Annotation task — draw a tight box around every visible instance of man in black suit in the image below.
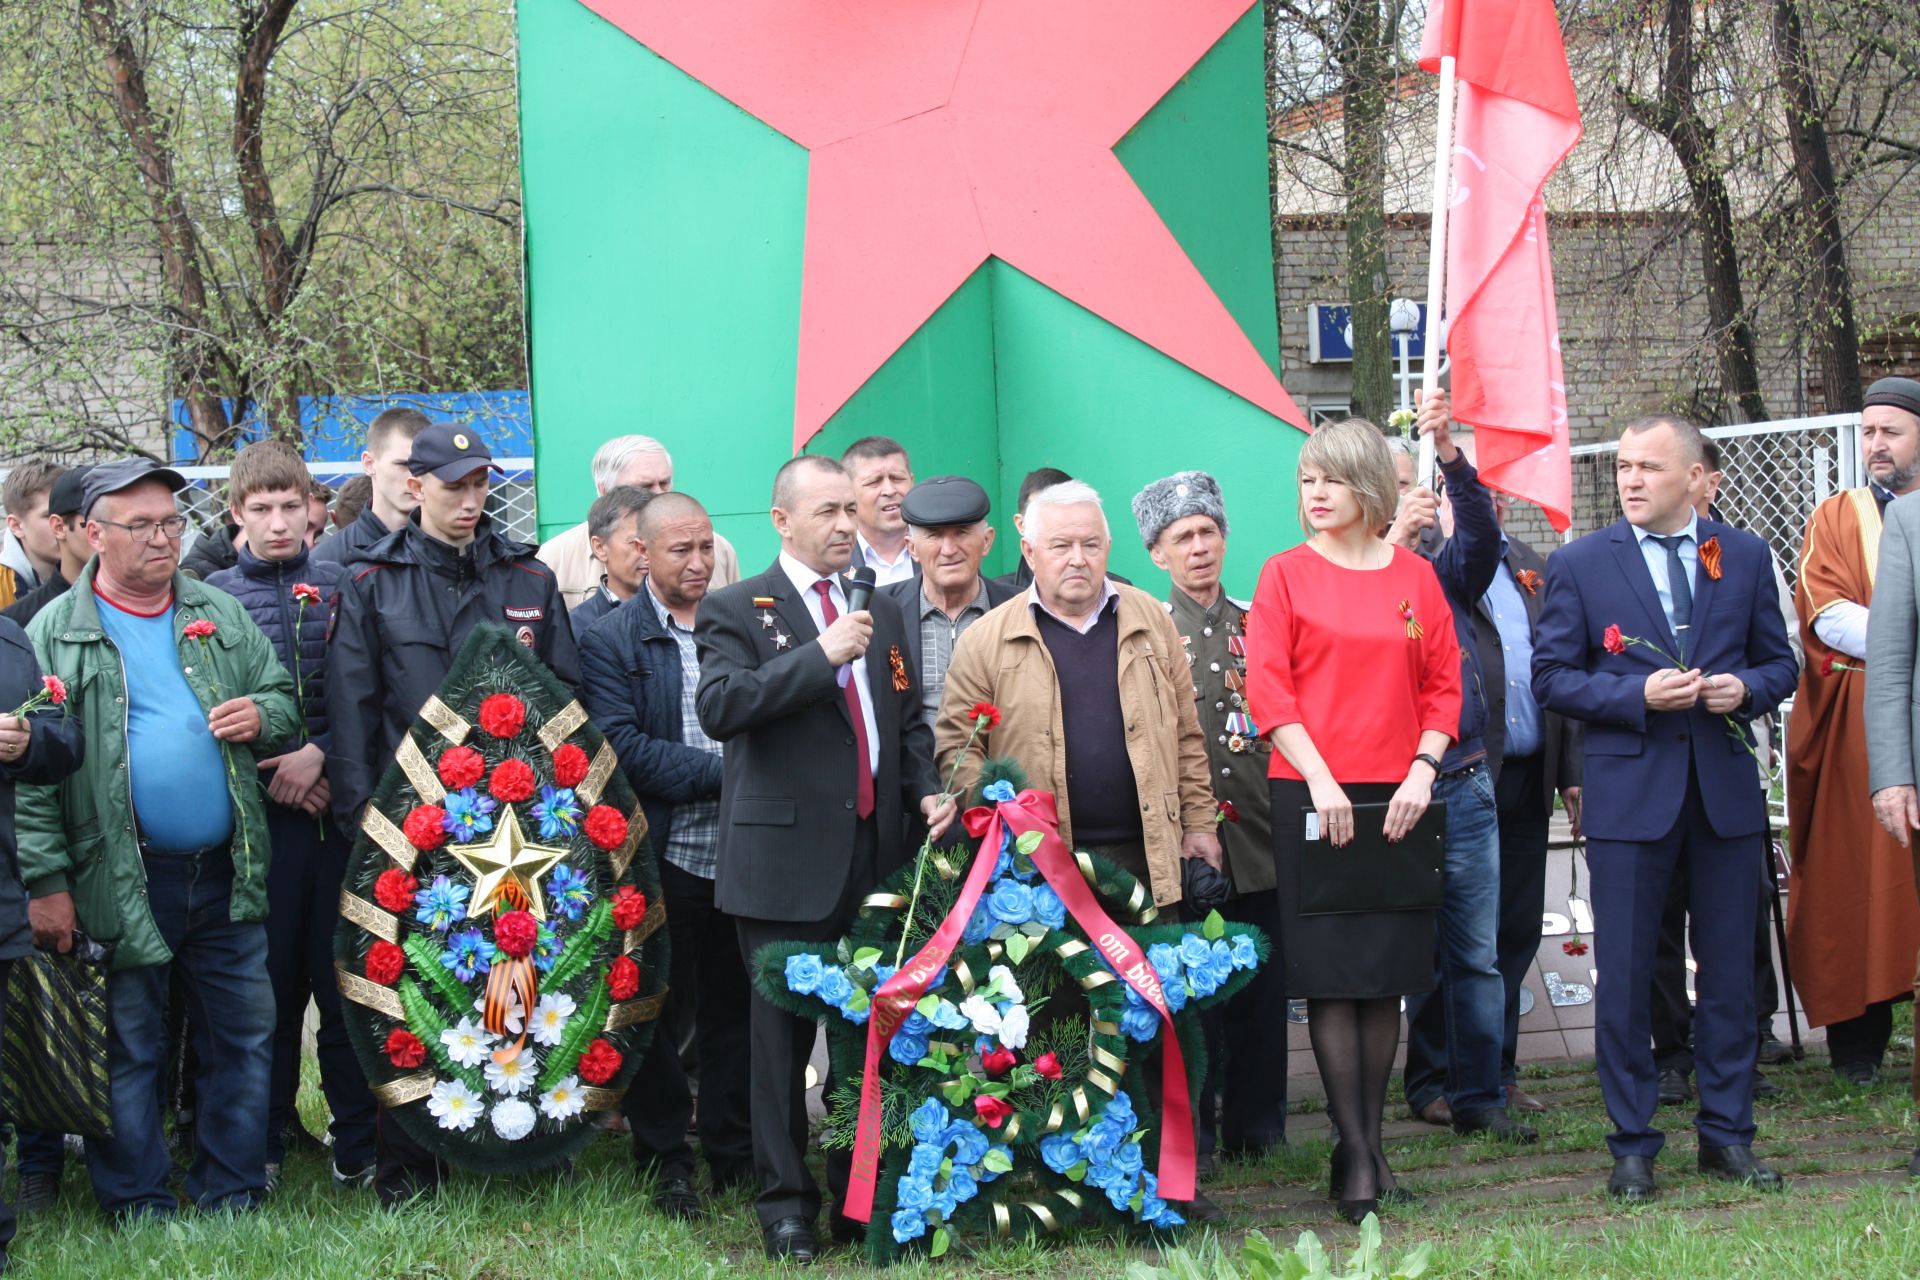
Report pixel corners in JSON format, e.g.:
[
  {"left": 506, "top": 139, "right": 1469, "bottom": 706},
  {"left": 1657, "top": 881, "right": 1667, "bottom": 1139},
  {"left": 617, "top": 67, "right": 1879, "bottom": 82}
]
[{"left": 695, "top": 454, "right": 954, "bottom": 1263}]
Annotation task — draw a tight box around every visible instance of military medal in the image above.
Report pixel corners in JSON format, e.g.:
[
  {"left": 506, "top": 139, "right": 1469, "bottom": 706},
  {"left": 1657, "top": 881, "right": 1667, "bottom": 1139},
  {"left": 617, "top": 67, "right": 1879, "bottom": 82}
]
[
  {"left": 774, "top": 631, "right": 791, "bottom": 650},
  {"left": 1226, "top": 632, "right": 1246, "bottom": 659},
  {"left": 757, "top": 610, "right": 776, "bottom": 629}
]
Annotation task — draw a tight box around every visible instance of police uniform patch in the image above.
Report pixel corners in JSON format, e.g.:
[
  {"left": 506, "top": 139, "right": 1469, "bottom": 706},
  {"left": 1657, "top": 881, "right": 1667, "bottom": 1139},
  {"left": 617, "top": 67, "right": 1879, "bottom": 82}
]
[{"left": 504, "top": 605, "right": 545, "bottom": 622}]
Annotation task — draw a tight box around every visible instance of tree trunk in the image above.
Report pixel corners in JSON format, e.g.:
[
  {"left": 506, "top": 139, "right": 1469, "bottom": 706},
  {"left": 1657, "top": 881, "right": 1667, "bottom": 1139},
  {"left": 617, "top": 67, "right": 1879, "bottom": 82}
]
[
  {"left": 1340, "top": 0, "right": 1394, "bottom": 426},
  {"left": 1772, "top": 0, "right": 1862, "bottom": 412}
]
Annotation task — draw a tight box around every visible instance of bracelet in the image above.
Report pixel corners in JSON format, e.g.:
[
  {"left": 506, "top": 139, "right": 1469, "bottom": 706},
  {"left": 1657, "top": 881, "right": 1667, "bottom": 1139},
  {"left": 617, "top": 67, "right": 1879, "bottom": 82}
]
[{"left": 1412, "top": 752, "right": 1442, "bottom": 776}]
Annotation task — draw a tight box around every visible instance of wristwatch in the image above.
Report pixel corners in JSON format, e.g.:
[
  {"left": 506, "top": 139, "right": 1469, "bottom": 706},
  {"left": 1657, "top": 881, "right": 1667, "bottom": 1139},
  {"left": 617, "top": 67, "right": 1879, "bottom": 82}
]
[{"left": 1413, "top": 752, "right": 1443, "bottom": 776}]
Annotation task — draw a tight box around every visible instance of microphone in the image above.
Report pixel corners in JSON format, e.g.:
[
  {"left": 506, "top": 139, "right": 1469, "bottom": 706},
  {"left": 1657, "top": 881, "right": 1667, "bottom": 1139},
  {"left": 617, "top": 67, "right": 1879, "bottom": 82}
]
[{"left": 845, "top": 566, "right": 877, "bottom": 615}]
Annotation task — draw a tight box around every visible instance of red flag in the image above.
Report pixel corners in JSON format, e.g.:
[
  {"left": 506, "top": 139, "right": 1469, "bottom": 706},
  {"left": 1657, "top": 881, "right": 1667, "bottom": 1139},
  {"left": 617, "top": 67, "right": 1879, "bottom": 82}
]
[{"left": 1420, "top": 0, "right": 1582, "bottom": 530}]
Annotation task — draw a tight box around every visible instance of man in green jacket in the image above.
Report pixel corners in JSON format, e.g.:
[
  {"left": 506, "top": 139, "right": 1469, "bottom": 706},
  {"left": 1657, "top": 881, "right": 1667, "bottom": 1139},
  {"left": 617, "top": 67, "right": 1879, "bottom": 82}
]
[{"left": 17, "top": 459, "right": 299, "bottom": 1221}]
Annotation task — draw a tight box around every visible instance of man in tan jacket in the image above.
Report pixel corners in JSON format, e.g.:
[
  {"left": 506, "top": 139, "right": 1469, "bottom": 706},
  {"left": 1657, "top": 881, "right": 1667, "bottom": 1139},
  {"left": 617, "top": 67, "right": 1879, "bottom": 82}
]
[{"left": 934, "top": 480, "right": 1220, "bottom": 908}]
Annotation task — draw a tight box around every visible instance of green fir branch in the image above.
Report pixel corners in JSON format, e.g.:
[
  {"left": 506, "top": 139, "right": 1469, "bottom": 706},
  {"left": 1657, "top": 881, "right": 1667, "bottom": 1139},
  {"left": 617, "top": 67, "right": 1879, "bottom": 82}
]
[{"left": 541, "top": 897, "right": 613, "bottom": 993}]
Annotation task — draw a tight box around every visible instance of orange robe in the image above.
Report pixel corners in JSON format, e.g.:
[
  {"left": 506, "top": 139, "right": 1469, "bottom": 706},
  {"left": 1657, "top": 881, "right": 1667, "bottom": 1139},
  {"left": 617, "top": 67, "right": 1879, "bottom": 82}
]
[{"left": 1786, "top": 489, "right": 1920, "bottom": 1028}]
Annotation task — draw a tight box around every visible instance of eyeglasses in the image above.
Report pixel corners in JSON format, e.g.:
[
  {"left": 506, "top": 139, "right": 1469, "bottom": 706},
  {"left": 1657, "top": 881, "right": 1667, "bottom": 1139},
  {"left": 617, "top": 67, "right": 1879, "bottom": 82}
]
[{"left": 95, "top": 515, "right": 188, "bottom": 542}]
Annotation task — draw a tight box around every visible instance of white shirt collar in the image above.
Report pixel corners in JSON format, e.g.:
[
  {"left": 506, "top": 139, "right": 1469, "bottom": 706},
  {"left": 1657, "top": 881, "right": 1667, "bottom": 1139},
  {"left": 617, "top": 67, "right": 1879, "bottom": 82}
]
[
  {"left": 1026, "top": 577, "right": 1119, "bottom": 635},
  {"left": 856, "top": 530, "right": 910, "bottom": 570},
  {"left": 778, "top": 550, "right": 841, "bottom": 601}
]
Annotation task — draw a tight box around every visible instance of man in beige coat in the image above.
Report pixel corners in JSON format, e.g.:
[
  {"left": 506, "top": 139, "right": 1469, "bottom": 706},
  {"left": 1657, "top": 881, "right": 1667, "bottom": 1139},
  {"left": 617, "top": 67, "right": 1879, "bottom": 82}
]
[{"left": 934, "top": 480, "right": 1220, "bottom": 908}]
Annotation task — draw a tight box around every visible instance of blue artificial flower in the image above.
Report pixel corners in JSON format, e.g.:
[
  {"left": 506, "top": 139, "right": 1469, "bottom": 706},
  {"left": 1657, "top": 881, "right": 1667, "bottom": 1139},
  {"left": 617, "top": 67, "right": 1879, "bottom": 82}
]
[
  {"left": 889, "top": 1028, "right": 931, "bottom": 1065},
  {"left": 908, "top": 1144, "right": 942, "bottom": 1182},
  {"left": 891, "top": 1207, "right": 929, "bottom": 1243},
  {"left": 1162, "top": 979, "right": 1188, "bottom": 1014},
  {"left": 895, "top": 1175, "right": 934, "bottom": 1213},
  {"left": 818, "top": 966, "right": 854, "bottom": 1008},
  {"left": 531, "top": 784, "right": 582, "bottom": 841},
  {"left": 1030, "top": 883, "right": 1066, "bottom": 929},
  {"left": 928, "top": 1000, "right": 971, "bottom": 1032},
  {"left": 1147, "top": 942, "right": 1183, "bottom": 982},
  {"left": 1140, "top": 1171, "right": 1184, "bottom": 1227},
  {"left": 873, "top": 964, "right": 898, "bottom": 985},
  {"left": 441, "top": 928, "right": 492, "bottom": 982},
  {"left": 413, "top": 875, "right": 469, "bottom": 933},
  {"left": 1105, "top": 1092, "right": 1137, "bottom": 1129},
  {"left": 1121, "top": 1005, "right": 1159, "bottom": 1042},
  {"left": 962, "top": 901, "right": 994, "bottom": 944},
  {"left": 910, "top": 1098, "right": 949, "bottom": 1144},
  {"left": 1188, "top": 963, "right": 1220, "bottom": 999},
  {"left": 1121, "top": 978, "right": 1147, "bottom": 1009},
  {"left": 1114, "top": 1140, "right": 1145, "bottom": 1177},
  {"left": 987, "top": 881, "right": 1033, "bottom": 925},
  {"left": 991, "top": 841, "right": 1014, "bottom": 881},
  {"left": 1208, "top": 940, "right": 1237, "bottom": 987},
  {"left": 1084, "top": 1118, "right": 1126, "bottom": 1160},
  {"left": 901, "top": 1010, "right": 932, "bottom": 1037},
  {"left": 1040, "top": 1134, "right": 1083, "bottom": 1174},
  {"left": 931, "top": 1184, "right": 959, "bottom": 1218},
  {"left": 943, "top": 1123, "right": 989, "bottom": 1167},
  {"left": 982, "top": 779, "right": 1017, "bottom": 803},
  {"left": 1084, "top": 1157, "right": 1120, "bottom": 1190},
  {"left": 1230, "top": 933, "right": 1258, "bottom": 970},
  {"left": 1178, "top": 933, "right": 1213, "bottom": 970},
  {"left": 1104, "top": 1166, "right": 1141, "bottom": 1212},
  {"left": 546, "top": 865, "right": 593, "bottom": 921},
  {"left": 946, "top": 1168, "right": 979, "bottom": 1205},
  {"left": 439, "top": 788, "right": 496, "bottom": 842},
  {"left": 529, "top": 921, "right": 560, "bottom": 972},
  {"left": 785, "top": 953, "right": 825, "bottom": 995},
  {"left": 840, "top": 1003, "right": 870, "bottom": 1026}
]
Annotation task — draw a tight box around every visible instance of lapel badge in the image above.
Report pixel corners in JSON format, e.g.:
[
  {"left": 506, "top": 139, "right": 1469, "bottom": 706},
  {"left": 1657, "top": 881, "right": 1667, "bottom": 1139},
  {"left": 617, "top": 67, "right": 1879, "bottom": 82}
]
[
  {"left": 757, "top": 610, "right": 776, "bottom": 629},
  {"left": 752, "top": 596, "right": 776, "bottom": 607},
  {"left": 774, "top": 631, "right": 791, "bottom": 650}
]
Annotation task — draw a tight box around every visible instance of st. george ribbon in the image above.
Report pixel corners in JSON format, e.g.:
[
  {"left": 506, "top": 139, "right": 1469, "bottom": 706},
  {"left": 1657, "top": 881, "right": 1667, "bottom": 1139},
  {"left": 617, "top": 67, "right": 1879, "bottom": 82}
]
[{"left": 843, "top": 783, "right": 1195, "bottom": 1221}]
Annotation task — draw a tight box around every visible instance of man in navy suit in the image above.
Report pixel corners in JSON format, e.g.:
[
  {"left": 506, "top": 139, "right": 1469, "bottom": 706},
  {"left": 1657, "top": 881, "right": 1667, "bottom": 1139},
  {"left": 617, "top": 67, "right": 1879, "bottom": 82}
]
[{"left": 1533, "top": 414, "right": 1797, "bottom": 1201}]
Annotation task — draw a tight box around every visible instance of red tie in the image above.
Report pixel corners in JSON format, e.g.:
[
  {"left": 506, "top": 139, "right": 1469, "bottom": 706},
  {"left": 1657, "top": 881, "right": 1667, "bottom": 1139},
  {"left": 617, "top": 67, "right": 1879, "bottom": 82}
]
[{"left": 815, "top": 580, "right": 875, "bottom": 819}]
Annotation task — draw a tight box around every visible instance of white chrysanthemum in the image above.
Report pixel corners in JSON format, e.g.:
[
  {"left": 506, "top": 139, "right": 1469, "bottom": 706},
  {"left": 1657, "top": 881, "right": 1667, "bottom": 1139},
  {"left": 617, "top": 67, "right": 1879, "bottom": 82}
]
[
  {"left": 441, "top": 1018, "right": 497, "bottom": 1069},
  {"left": 427, "top": 1078, "right": 483, "bottom": 1131},
  {"left": 987, "top": 964, "right": 1024, "bottom": 1004},
  {"left": 540, "top": 1075, "right": 587, "bottom": 1122},
  {"left": 959, "top": 993, "right": 1001, "bottom": 1036},
  {"left": 473, "top": 992, "right": 526, "bottom": 1036},
  {"left": 490, "top": 1097, "right": 537, "bottom": 1141},
  {"left": 998, "top": 1003, "right": 1030, "bottom": 1050},
  {"left": 485, "top": 1050, "right": 537, "bottom": 1096},
  {"left": 530, "top": 992, "right": 576, "bottom": 1047}
]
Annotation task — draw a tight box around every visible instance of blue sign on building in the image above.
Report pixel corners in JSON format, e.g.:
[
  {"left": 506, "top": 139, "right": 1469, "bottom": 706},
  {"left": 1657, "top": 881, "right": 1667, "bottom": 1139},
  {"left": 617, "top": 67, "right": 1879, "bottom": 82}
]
[
  {"left": 170, "top": 390, "right": 531, "bottom": 463},
  {"left": 1306, "top": 304, "right": 1429, "bottom": 364}
]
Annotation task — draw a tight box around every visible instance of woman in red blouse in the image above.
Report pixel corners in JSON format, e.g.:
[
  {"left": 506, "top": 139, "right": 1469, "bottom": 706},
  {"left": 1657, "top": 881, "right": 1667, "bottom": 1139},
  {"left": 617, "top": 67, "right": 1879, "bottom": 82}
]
[{"left": 1246, "top": 418, "right": 1462, "bottom": 1221}]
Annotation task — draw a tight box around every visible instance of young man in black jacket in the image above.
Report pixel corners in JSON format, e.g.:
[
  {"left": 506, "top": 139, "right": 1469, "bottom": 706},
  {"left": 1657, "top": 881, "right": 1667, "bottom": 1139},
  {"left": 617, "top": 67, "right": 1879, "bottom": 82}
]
[
  {"left": 327, "top": 423, "right": 578, "bottom": 1205},
  {"left": 207, "top": 441, "right": 375, "bottom": 1189}
]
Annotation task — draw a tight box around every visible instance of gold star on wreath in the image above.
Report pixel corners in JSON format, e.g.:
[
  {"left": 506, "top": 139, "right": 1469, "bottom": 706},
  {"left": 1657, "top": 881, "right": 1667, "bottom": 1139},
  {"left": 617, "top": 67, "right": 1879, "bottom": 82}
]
[{"left": 442, "top": 804, "right": 571, "bottom": 921}]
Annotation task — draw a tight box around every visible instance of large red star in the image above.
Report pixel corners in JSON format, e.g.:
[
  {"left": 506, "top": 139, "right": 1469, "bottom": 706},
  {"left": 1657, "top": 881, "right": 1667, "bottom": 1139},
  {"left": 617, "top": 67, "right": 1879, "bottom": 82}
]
[{"left": 579, "top": 0, "right": 1307, "bottom": 450}]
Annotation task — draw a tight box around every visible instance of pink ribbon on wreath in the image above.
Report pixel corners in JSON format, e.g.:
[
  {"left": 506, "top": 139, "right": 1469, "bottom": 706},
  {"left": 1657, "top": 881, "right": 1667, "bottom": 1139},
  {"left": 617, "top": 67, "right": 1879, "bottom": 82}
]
[{"left": 843, "top": 787, "right": 1195, "bottom": 1222}]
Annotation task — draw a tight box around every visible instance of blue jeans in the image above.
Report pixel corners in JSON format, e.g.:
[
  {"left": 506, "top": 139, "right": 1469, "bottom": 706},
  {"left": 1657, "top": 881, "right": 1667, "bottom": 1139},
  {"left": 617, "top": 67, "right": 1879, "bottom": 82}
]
[
  {"left": 1402, "top": 765, "right": 1507, "bottom": 1119},
  {"left": 86, "top": 850, "right": 273, "bottom": 1217}
]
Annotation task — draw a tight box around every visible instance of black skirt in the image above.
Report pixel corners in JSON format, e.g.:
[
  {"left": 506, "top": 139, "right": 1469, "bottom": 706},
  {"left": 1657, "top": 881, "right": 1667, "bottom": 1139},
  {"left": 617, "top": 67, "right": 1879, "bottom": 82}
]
[{"left": 1270, "top": 777, "right": 1438, "bottom": 1000}]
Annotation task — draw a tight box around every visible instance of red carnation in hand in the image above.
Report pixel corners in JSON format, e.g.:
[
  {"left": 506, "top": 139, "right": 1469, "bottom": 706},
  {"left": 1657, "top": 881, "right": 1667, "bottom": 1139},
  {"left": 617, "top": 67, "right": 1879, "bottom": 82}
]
[
  {"left": 488, "top": 758, "right": 537, "bottom": 804},
  {"left": 182, "top": 619, "right": 216, "bottom": 640},
  {"left": 551, "top": 743, "right": 590, "bottom": 789},
  {"left": 1563, "top": 939, "right": 1590, "bottom": 957},
  {"left": 1602, "top": 624, "right": 1626, "bottom": 656},
  {"left": 605, "top": 955, "right": 641, "bottom": 1001},
  {"left": 1033, "top": 1052, "right": 1064, "bottom": 1080},
  {"left": 403, "top": 804, "right": 449, "bottom": 851},
  {"left": 385, "top": 1027, "right": 426, "bottom": 1069},
  {"left": 365, "top": 940, "right": 405, "bottom": 986},
  {"left": 493, "top": 910, "right": 539, "bottom": 958},
  {"left": 583, "top": 805, "right": 628, "bottom": 850},
  {"left": 436, "top": 746, "right": 485, "bottom": 790},
  {"left": 291, "top": 582, "right": 323, "bottom": 605},
  {"left": 373, "top": 869, "right": 419, "bottom": 913},
  {"left": 980, "top": 1046, "right": 1018, "bottom": 1077},
  {"left": 577, "top": 1038, "right": 623, "bottom": 1085},
  {"left": 973, "top": 1095, "right": 1014, "bottom": 1128},
  {"left": 611, "top": 886, "right": 648, "bottom": 931},
  {"left": 967, "top": 701, "right": 1002, "bottom": 730},
  {"left": 42, "top": 675, "right": 67, "bottom": 706},
  {"left": 477, "top": 693, "right": 527, "bottom": 739}
]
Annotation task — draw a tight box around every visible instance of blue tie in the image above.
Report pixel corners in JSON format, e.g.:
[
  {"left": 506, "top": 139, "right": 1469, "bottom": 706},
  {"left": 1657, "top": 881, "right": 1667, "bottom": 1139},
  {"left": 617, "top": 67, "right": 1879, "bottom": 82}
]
[{"left": 1653, "top": 533, "right": 1693, "bottom": 657}]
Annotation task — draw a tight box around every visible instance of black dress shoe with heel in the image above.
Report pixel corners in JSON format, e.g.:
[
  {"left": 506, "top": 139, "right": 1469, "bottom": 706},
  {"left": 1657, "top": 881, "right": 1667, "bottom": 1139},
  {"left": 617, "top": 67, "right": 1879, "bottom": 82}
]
[
  {"left": 1607, "top": 1155, "right": 1657, "bottom": 1202},
  {"left": 763, "top": 1216, "right": 818, "bottom": 1264},
  {"left": 1697, "top": 1143, "right": 1784, "bottom": 1190}
]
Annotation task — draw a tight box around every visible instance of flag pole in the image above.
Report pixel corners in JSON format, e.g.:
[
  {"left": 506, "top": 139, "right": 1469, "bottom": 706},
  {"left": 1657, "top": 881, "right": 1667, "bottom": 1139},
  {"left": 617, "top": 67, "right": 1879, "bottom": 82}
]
[{"left": 1417, "top": 4, "right": 1462, "bottom": 487}]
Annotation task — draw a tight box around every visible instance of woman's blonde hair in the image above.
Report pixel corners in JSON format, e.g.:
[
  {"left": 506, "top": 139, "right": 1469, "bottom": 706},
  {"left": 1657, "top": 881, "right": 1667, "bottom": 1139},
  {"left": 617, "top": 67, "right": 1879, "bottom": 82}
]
[{"left": 1296, "top": 418, "right": 1400, "bottom": 537}]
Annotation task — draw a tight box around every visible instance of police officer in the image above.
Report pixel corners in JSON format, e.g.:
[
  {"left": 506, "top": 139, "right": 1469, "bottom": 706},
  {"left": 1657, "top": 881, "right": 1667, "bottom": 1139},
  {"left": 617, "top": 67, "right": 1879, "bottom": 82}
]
[
  {"left": 327, "top": 421, "right": 579, "bottom": 1205},
  {"left": 1132, "top": 471, "right": 1287, "bottom": 1161}
]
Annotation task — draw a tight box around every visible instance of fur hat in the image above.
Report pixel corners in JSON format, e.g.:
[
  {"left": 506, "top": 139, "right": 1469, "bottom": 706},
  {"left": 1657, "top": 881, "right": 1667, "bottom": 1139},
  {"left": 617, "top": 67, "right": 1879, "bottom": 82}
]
[{"left": 1131, "top": 470, "right": 1227, "bottom": 549}]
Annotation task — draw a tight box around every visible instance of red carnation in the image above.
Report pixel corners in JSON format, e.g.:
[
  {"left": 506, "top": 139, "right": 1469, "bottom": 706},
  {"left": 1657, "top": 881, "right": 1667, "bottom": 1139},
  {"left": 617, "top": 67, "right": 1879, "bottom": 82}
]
[
  {"left": 1602, "top": 624, "right": 1626, "bottom": 656},
  {"left": 605, "top": 955, "right": 641, "bottom": 1001},
  {"left": 385, "top": 1027, "right": 426, "bottom": 1069},
  {"left": 182, "top": 619, "right": 216, "bottom": 640},
  {"left": 436, "top": 746, "right": 486, "bottom": 790},
  {"left": 611, "top": 885, "right": 648, "bottom": 931},
  {"left": 1034, "top": 1052, "right": 1064, "bottom": 1080},
  {"left": 291, "top": 582, "right": 323, "bottom": 605},
  {"left": 967, "top": 701, "right": 1002, "bottom": 730},
  {"left": 403, "top": 804, "right": 449, "bottom": 851},
  {"left": 1563, "top": 939, "right": 1590, "bottom": 957},
  {"left": 577, "top": 1038, "right": 623, "bottom": 1085},
  {"left": 42, "top": 675, "right": 67, "bottom": 706},
  {"left": 365, "top": 940, "right": 405, "bottom": 986},
  {"left": 551, "top": 743, "right": 590, "bottom": 788},
  {"left": 373, "top": 869, "right": 419, "bottom": 913},
  {"left": 973, "top": 1095, "right": 1014, "bottom": 1128},
  {"left": 493, "top": 910, "right": 539, "bottom": 958},
  {"left": 980, "top": 1046, "right": 1018, "bottom": 1077},
  {"left": 583, "top": 805, "right": 628, "bottom": 851},
  {"left": 477, "top": 693, "right": 527, "bottom": 739},
  {"left": 488, "top": 758, "right": 537, "bottom": 804}
]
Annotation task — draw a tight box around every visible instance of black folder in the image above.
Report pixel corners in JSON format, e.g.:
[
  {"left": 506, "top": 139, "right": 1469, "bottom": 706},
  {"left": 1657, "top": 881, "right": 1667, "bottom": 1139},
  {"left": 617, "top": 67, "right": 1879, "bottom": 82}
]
[{"left": 1297, "top": 801, "right": 1447, "bottom": 915}]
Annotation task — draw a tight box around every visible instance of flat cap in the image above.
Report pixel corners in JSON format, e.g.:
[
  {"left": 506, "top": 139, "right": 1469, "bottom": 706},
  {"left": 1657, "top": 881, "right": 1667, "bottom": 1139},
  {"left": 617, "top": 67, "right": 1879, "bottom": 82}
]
[
  {"left": 901, "top": 475, "right": 991, "bottom": 528},
  {"left": 408, "top": 422, "right": 501, "bottom": 482},
  {"left": 48, "top": 464, "right": 96, "bottom": 519},
  {"left": 1131, "top": 470, "right": 1227, "bottom": 548},
  {"left": 1864, "top": 376, "right": 1920, "bottom": 420},
  {"left": 82, "top": 458, "right": 186, "bottom": 518}
]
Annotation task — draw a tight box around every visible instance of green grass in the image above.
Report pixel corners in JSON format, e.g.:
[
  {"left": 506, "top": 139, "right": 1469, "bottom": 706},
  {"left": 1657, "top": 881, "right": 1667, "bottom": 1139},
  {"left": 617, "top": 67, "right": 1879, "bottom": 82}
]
[{"left": 6, "top": 1049, "right": 1917, "bottom": 1278}]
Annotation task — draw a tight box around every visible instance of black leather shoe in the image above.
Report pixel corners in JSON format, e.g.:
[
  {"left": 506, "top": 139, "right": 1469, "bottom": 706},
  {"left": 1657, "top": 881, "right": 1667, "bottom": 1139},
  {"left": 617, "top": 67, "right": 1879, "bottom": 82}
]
[
  {"left": 1180, "top": 1191, "right": 1225, "bottom": 1223},
  {"left": 1698, "top": 1143, "right": 1784, "bottom": 1190},
  {"left": 1908, "top": 1147, "right": 1919, "bottom": 1178},
  {"left": 1656, "top": 1067, "right": 1693, "bottom": 1106},
  {"left": 15, "top": 1172, "right": 56, "bottom": 1213},
  {"left": 829, "top": 1213, "right": 866, "bottom": 1245},
  {"left": 1607, "top": 1155, "right": 1657, "bottom": 1202},
  {"left": 652, "top": 1174, "right": 701, "bottom": 1220},
  {"left": 763, "top": 1216, "right": 817, "bottom": 1263},
  {"left": 1454, "top": 1107, "right": 1538, "bottom": 1144},
  {"left": 1833, "top": 1060, "right": 1880, "bottom": 1087},
  {"left": 1755, "top": 1035, "right": 1795, "bottom": 1065},
  {"left": 1752, "top": 1071, "right": 1780, "bottom": 1099}
]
